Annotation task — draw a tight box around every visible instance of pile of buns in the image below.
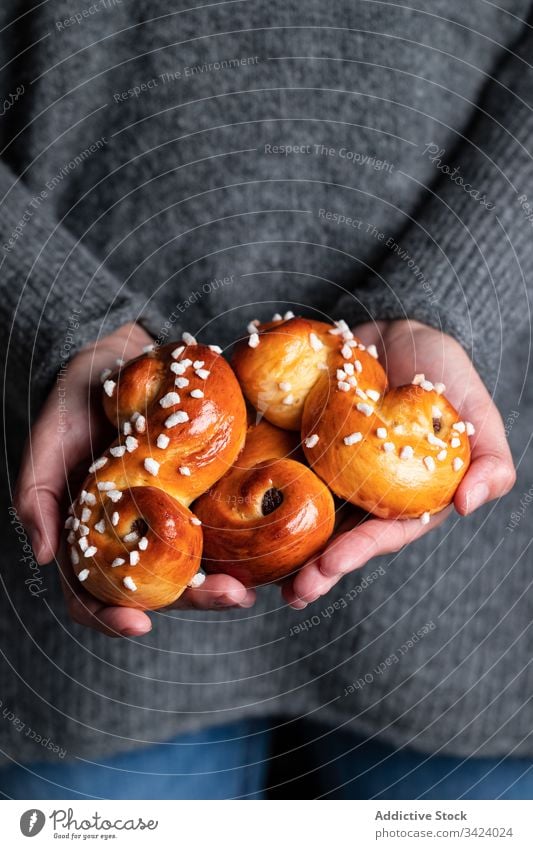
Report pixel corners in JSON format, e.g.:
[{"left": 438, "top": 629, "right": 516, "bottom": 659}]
[{"left": 64, "top": 316, "right": 473, "bottom": 609}]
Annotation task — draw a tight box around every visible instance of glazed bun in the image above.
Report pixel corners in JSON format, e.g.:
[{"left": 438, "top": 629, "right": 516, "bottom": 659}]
[
  {"left": 101, "top": 343, "right": 246, "bottom": 506},
  {"left": 193, "top": 419, "right": 335, "bottom": 586},
  {"left": 66, "top": 313, "right": 474, "bottom": 609},
  {"left": 66, "top": 341, "right": 247, "bottom": 609},
  {"left": 232, "top": 317, "right": 337, "bottom": 430},
  {"left": 233, "top": 317, "right": 472, "bottom": 521}
]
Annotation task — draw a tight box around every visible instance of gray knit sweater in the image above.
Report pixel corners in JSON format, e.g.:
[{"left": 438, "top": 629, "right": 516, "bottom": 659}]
[{"left": 1, "top": 0, "right": 533, "bottom": 766}]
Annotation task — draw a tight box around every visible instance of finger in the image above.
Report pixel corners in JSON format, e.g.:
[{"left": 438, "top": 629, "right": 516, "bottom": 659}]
[
  {"left": 12, "top": 478, "right": 59, "bottom": 566},
  {"left": 14, "top": 325, "right": 157, "bottom": 569},
  {"left": 283, "top": 507, "right": 452, "bottom": 607},
  {"left": 14, "top": 427, "right": 76, "bottom": 565},
  {"left": 454, "top": 395, "right": 516, "bottom": 516},
  {"left": 279, "top": 518, "right": 356, "bottom": 608},
  {"left": 169, "top": 574, "right": 256, "bottom": 610},
  {"left": 281, "top": 573, "right": 343, "bottom": 609},
  {"left": 59, "top": 562, "right": 152, "bottom": 638},
  {"left": 13, "top": 396, "right": 81, "bottom": 564},
  {"left": 14, "top": 449, "right": 62, "bottom": 565},
  {"left": 352, "top": 321, "right": 387, "bottom": 351},
  {"left": 455, "top": 450, "right": 516, "bottom": 515},
  {"left": 68, "top": 593, "right": 153, "bottom": 638}
]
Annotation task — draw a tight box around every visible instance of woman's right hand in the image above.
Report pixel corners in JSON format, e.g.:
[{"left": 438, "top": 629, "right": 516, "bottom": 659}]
[{"left": 13, "top": 322, "right": 255, "bottom": 638}]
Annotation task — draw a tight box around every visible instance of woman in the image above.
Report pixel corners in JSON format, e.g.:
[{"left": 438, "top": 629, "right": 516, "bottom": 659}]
[{"left": 1, "top": 0, "right": 531, "bottom": 799}]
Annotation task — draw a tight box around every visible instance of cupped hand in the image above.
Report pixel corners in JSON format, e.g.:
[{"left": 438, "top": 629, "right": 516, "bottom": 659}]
[
  {"left": 13, "top": 323, "right": 255, "bottom": 638},
  {"left": 282, "top": 319, "right": 516, "bottom": 609}
]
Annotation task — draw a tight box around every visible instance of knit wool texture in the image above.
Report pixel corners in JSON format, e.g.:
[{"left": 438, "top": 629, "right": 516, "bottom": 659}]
[{"left": 1, "top": 0, "right": 533, "bottom": 764}]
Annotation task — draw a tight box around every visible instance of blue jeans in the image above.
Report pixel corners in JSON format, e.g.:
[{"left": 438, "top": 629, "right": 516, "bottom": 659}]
[
  {"left": 307, "top": 725, "right": 533, "bottom": 800},
  {"left": 0, "top": 719, "right": 272, "bottom": 800},
  {"left": 1, "top": 719, "right": 533, "bottom": 800}
]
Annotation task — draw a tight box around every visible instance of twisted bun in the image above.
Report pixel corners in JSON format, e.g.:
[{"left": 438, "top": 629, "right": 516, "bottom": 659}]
[
  {"left": 233, "top": 317, "right": 472, "bottom": 521},
  {"left": 193, "top": 420, "right": 335, "bottom": 586},
  {"left": 66, "top": 342, "right": 247, "bottom": 609},
  {"left": 101, "top": 343, "right": 246, "bottom": 506},
  {"left": 232, "top": 318, "right": 337, "bottom": 430}
]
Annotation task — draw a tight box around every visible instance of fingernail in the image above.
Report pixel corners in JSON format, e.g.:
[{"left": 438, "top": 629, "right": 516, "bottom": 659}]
[
  {"left": 317, "top": 558, "right": 341, "bottom": 578},
  {"left": 213, "top": 595, "right": 236, "bottom": 608},
  {"left": 122, "top": 627, "right": 151, "bottom": 637},
  {"left": 29, "top": 526, "right": 43, "bottom": 560},
  {"left": 466, "top": 482, "right": 489, "bottom": 514},
  {"left": 239, "top": 592, "right": 256, "bottom": 608},
  {"left": 290, "top": 600, "right": 308, "bottom": 610}
]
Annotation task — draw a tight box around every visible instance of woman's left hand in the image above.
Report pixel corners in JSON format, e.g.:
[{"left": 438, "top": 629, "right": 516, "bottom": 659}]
[{"left": 282, "top": 319, "right": 516, "bottom": 609}]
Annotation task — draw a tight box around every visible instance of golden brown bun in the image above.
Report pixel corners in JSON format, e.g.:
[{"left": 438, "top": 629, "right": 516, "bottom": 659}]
[
  {"left": 232, "top": 318, "right": 337, "bottom": 430},
  {"left": 193, "top": 420, "right": 336, "bottom": 586},
  {"left": 303, "top": 371, "right": 470, "bottom": 519},
  {"left": 101, "top": 343, "right": 246, "bottom": 506},
  {"left": 69, "top": 487, "right": 202, "bottom": 610},
  {"left": 67, "top": 343, "right": 247, "bottom": 609},
  {"left": 233, "top": 317, "right": 471, "bottom": 520}
]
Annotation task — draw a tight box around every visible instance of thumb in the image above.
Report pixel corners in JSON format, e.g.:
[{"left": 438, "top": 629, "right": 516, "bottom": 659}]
[{"left": 454, "top": 395, "right": 516, "bottom": 516}]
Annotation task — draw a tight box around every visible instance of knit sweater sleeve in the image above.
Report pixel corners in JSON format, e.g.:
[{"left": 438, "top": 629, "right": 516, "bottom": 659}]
[
  {"left": 0, "top": 161, "right": 166, "bottom": 412},
  {"left": 336, "top": 10, "right": 533, "bottom": 390}
]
